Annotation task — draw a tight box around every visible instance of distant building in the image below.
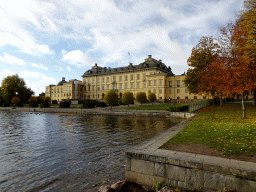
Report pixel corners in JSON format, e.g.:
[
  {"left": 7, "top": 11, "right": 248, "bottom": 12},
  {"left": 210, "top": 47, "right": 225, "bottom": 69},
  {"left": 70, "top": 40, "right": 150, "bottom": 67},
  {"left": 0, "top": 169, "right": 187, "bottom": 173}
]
[
  {"left": 45, "top": 78, "right": 83, "bottom": 102},
  {"left": 81, "top": 55, "right": 209, "bottom": 103}
]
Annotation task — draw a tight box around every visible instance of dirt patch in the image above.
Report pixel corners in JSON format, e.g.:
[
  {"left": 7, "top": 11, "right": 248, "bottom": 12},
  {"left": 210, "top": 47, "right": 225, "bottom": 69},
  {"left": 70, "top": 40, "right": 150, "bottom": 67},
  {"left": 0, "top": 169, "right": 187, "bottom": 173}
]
[{"left": 161, "top": 143, "right": 256, "bottom": 163}]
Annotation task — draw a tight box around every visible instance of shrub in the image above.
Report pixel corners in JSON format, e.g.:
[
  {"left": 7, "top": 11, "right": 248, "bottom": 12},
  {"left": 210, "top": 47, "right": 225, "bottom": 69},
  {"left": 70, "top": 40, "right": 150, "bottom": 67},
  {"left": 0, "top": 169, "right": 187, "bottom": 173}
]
[
  {"left": 95, "top": 101, "right": 108, "bottom": 107},
  {"left": 104, "top": 90, "right": 118, "bottom": 108},
  {"left": 2, "top": 103, "right": 9, "bottom": 107},
  {"left": 11, "top": 97, "right": 21, "bottom": 107},
  {"left": 29, "top": 97, "right": 37, "bottom": 102},
  {"left": 169, "top": 105, "right": 188, "bottom": 112},
  {"left": 148, "top": 92, "right": 156, "bottom": 104},
  {"left": 44, "top": 96, "right": 51, "bottom": 102},
  {"left": 121, "top": 91, "right": 134, "bottom": 107},
  {"left": 52, "top": 100, "right": 58, "bottom": 104},
  {"left": 82, "top": 100, "right": 98, "bottom": 108},
  {"left": 118, "top": 98, "right": 124, "bottom": 105},
  {"left": 78, "top": 100, "right": 84, "bottom": 104},
  {"left": 135, "top": 92, "right": 147, "bottom": 105},
  {"left": 29, "top": 101, "right": 38, "bottom": 108},
  {"left": 59, "top": 101, "right": 71, "bottom": 108},
  {"left": 40, "top": 102, "right": 50, "bottom": 108}
]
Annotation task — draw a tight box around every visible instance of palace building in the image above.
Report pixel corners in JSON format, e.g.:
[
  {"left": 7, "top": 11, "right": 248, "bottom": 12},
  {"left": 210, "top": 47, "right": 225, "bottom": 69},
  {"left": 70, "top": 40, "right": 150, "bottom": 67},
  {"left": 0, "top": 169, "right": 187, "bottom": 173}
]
[
  {"left": 45, "top": 78, "right": 83, "bottom": 102},
  {"left": 81, "top": 55, "right": 209, "bottom": 103}
]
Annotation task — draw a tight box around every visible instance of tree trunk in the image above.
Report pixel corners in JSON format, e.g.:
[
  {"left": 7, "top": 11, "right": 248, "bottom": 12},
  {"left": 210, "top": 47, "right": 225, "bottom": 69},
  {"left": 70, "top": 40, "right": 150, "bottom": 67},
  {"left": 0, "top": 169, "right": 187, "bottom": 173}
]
[
  {"left": 220, "top": 95, "right": 223, "bottom": 107},
  {"left": 242, "top": 93, "right": 246, "bottom": 118},
  {"left": 253, "top": 89, "right": 256, "bottom": 105}
]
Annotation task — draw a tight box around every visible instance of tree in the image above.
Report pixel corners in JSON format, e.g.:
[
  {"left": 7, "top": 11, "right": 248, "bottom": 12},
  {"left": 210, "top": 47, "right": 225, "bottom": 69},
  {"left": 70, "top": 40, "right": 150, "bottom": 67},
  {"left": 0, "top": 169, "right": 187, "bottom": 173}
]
[
  {"left": 104, "top": 90, "right": 118, "bottom": 109},
  {"left": 184, "top": 36, "right": 220, "bottom": 97},
  {"left": 1, "top": 74, "right": 34, "bottom": 105},
  {"left": 135, "top": 92, "right": 147, "bottom": 105},
  {"left": 29, "top": 96, "right": 37, "bottom": 102},
  {"left": 44, "top": 96, "right": 51, "bottom": 103},
  {"left": 121, "top": 91, "right": 134, "bottom": 107},
  {"left": 148, "top": 92, "right": 156, "bottom": 105},
  {"left": 11, "top": 96, "right": 21, "bottom": 107}
]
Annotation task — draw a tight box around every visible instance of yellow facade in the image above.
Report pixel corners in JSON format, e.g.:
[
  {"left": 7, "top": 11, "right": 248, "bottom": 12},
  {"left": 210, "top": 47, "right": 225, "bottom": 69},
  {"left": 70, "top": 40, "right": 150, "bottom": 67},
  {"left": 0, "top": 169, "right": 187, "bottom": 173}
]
[
  {"left": 45, "top": 78, "right": 83, "bottom": 102},
  {"left": 81, "top": 55, "right": 209, "bottom": 103}
]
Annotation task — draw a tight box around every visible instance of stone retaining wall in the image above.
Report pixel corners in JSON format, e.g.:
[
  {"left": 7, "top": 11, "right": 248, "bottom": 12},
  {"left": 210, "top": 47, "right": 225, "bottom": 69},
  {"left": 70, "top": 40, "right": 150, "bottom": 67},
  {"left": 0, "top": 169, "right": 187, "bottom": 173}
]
[
  {"left": 0, "top": 107, "right": 195, "bottom": 119},
  {"left": 125, "top": 120, "right": 256, "bottom": 192}
]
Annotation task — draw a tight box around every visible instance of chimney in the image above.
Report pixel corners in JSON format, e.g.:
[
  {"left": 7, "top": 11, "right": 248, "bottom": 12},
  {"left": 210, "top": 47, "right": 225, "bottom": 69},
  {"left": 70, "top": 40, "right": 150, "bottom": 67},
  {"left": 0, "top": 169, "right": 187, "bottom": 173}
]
[
  {"left": 62, "top": 77, "right": 65, "bottom": 81},
  {"left": 95, "top": 63, "right": 97, "bottom": 66},
  {"left": 148, "top": 55, "right": 152, "bottom": 58}
]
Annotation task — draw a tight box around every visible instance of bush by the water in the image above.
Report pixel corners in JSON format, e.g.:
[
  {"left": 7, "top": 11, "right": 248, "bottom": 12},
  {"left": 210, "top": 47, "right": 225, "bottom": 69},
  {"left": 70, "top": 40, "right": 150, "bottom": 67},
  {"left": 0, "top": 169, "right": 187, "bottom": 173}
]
[
  {"left": 52, "top": 100, "right": 58, "bottom": 104},
  {"left": 40, "top": 102, "right": 50, "bottom": 108},
  {"left": 169, "top": 105, "right": 188, "bottom": 112},
  {"left": 59, "top": 101, "right": 71, "bottom": 108},
  {"left": 2, "top": 103, "right": 9, "bottom": 107},
  {"left": 82, "top": 100, "right": 98, "bottom": 108},
  {"left": 95, "top": 101, "right": 108, "bottom": 107},
  {"left": 78, "top": 100, "right": 84, "bottom": 104},
  {"left": 29, "top": 101, "right": 38, "bottom": 108}
]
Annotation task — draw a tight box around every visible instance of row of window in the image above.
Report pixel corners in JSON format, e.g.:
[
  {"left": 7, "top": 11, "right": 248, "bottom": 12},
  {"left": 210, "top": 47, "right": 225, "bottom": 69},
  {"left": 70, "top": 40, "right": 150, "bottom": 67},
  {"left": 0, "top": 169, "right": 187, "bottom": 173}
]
[
  {"left": 52, "top": 93, "right": 72, "bottom": 98},
  {"left": 46, "top": 87, "right": 72, "bottom": 93}
]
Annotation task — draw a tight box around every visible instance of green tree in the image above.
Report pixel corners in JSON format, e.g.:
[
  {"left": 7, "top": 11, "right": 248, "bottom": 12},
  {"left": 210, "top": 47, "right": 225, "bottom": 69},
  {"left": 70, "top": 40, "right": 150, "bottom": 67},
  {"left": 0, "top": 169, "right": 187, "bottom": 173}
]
[
  {"left": 1, "top": 74, "right": 34, "bottom": 105},
  {"left": 184, "top": 36, "right": 220, "bottom": 97},
  {"left": 148, "top": 92, "right": 156, "bottom": 105},
  {"left": 135, "top": 92, "right": 147, "bottom": 105},
  {"left": 44, "top": 96, "right": 51, "bottom": 103},
  {"left": 121, "top": 91, "right": 134, "bottom": 107},
  {"left": 104, "top": 90, "right": 118, "bottom": 109}
]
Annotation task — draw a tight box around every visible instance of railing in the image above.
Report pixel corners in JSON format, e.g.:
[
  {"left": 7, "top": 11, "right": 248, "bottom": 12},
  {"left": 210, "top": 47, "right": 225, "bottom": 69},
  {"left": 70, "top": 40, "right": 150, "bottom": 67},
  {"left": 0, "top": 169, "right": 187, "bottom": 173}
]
[{"left": 188, "top": 99, "right": 214, "bottom": 113}]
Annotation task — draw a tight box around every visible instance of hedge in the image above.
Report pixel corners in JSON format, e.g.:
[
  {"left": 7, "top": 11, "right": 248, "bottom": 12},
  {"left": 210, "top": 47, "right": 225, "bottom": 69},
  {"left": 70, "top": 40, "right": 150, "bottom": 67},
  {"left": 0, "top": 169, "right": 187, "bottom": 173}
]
[
  {"left": 95, "top": 101, "right": 108, "bottom": 107},
  {"left": 82, "top": 100, "right": 98, "bottom": 108},
  {"left": 169, "top": 105, "right": 188, "bottom": 112},
  {"left": 52, "top": 100, "right": 58, "bottom": 104},
  {"left": 59, "top": 101, "right": 71, "bottom": 108},
  {"left": 40, "top": 102, "right": 50, "bottom": 108},
  {"left": 29, "top": 101, "right": 38, "bottom": 108}
]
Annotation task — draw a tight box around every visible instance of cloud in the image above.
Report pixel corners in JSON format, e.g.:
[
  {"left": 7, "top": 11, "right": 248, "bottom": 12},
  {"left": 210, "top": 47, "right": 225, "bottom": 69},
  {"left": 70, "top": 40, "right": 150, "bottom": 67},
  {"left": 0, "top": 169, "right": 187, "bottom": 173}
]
[
  {"left": 29, "top": 62, "right": 48, "bottom": 70},
  {"left": 19, "top": 70, "right": 57, "bottom": 95},
  {"left": 66, "top": 66, "right": 71, "bottom": 72},
  {"left": 62, "top": 50, "right": 92, "bottom": 66},
  {"left": 0, "top": 53, "right": 26, "bottom": 66}
]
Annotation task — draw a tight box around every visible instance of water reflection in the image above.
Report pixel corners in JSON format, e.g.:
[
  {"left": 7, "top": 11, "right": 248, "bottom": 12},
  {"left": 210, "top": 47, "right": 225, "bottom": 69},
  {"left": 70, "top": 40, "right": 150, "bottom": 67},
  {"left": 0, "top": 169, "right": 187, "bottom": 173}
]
[{"left": 0, "top": 111, "right": 180, "bottom": 192}]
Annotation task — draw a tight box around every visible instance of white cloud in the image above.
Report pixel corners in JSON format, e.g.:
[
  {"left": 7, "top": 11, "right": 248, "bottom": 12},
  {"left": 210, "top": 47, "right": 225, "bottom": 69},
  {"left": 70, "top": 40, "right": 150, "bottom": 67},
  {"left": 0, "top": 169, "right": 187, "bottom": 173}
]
[
  {"left": 66, "top": 66, "right": 71, "bottom": 72},
  {"left": 29, "top": 62, "right": 48, "bottom": 70},
  {"left": 62, "top": 50, "right": 92, "bottom": 66},
  {"left": 0, "top": 53, "right": 26, "bottom": 66},
  {"left": 19, "top": 70, "right": 57, "bottom": 95}
]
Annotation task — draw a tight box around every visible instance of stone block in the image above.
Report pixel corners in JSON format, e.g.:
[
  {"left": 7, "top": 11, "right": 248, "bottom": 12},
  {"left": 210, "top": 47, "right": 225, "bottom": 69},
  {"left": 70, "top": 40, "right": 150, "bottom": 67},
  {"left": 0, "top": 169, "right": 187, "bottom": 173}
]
[
  {"left": 185, "top": 169, "right": 204, "bottom": 189},
  {"left": 126, "top": 158, "right": 131, "bottom": 171},
  {"left": 166, "top": 164, "right": 186, "bottom": 182},
  {"left": 204, "top": 171, "right": 224, "bottom": 190},
  {"left": 154, "top": 162, "right": 166, "bottom": 177},
  {"left": 131, "top": 159, "right": 154, "bottom": 176}
]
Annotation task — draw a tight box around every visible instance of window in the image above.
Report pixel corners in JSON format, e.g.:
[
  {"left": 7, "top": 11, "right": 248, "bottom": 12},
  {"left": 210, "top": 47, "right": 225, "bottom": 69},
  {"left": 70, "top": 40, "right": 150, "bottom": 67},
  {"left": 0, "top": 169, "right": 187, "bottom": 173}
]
[
  {"left": 137, "top": 83, "right": 140, "bottom": 88},
  {"left": 61, "top": 88, "right": 63, "bottom": 92},
  {"left": 154, "top": 80, "right": 156, "bottom": 86},
  {"left": 194, "top": 96, "right": 197, "bottom": 99},
  {"left": 120, "top": 84, "right": 122, "bottom": 90},
  {"left": 125, "top": 75, "right": 128, "bottom": 81},
  {"left": 58, "top": 94, "right": 59, "bottom": 97},
  {"left": 88, "top": 79, "right": 91, "bottom": 83},
  {"left": 69, "top": 87, "right": 71, "bottom": 91},
  {"left": 55, "top": 89, "right": 56, "bottom": 93},
  {"left": 97, "top": 86, "right": 100, "bottom": 91},
  {"left": 177, "top": 97, "right": 180, "bottom": 100},
  {"left": 64, "top": 87, "right": 66, "bottom": 91},
  {"left": 97, "top": 78, "right": 100, "bottom": 83},
  {"left": 148, "top": 90, "right": 151, "bottom": 93},
  {"left": 107, "top": 77, "right": 109, "bottom": 83},
  {"left": 185, "top": 88, "right": 188, "bottom": 93},
  {"left": 177, "top": 89, "right": 180, "bottom": 93},
  {"left": 107, "top": 84, "right": 109, "bottom": 90},
  {"left": 144, "top": 83, "right": 146, "bottom": 88},
  {"left": 169, "top": 81, "right": 172, "bottom": 87},
  {"left": 137, "top": 74, "right": 140, "bottom": 80},
  {"left": 113, "top": 76, "right": 116, "bottom": 81},
  {"left": 92, "top": 86, "right": 95, "bottom": 91},
  {"left": 185, "top": 96, "right": 188, "bottom": 99},
  {"left": 131, "top": 75, "right": 133, "bottom": 80},
  {"left": 159, "top": 89, "right": 162, "bottom": 94},
  {"left": 148, "top": 80, "right": 151, "bottom": 86},
  {"left": 93, "top": 79, "right": 95, "bottom": 84},
  {"left": 113, "top": 84, "right": 117, "bottom": 89},
  {"left": 102, "top": 77, "right": 105, "bottom": 83},
  {"left": 119, "top": 76, "right": 122, "bottom": 82},
  {"left": 93, "top": 94, "right": 94, "bottom": 98},
  {"left": 131, "top": 83, "right": 134, "bottom": 89},
  {"left": 125, "top": 83, "right": 128, "bottom": 89},
  {"left": 177, "top": 80, "right": 180, "bottom": 87},
  {"left": 153, "top": 89, "right": 156, "bottom": 94},
  {"left": 102, "top": 85, "right": 104, "bottom": 90},
  {"left": 159, "top": 80, "right": 162, "bottom": 85},
  {"left": 88, "top": 86, "right": 90, "bottom": 91},
  {"left": 143, "top": 73, "right": 146, "bottom": 80}
]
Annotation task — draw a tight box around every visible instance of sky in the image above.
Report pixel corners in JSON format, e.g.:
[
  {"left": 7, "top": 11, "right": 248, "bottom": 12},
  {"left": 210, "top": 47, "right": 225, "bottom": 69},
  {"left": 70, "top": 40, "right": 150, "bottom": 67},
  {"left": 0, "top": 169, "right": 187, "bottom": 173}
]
[{"left": 0, "top": 0, "right": 245, "bottom": 96}]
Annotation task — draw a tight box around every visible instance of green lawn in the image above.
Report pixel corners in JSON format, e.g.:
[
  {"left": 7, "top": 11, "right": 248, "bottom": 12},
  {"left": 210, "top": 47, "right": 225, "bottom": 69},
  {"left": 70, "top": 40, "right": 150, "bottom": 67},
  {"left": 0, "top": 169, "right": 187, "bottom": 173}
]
[
  {"left": 160, "top": 103, "right": 256, "bottom": 157},
  {"left": 124, "top": 103, "right": 188, "bottom": 110}
]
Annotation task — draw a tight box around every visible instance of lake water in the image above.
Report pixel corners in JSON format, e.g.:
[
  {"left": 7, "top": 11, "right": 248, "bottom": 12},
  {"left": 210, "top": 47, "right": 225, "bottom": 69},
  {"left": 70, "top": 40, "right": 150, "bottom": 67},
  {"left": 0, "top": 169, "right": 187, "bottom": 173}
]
[{"left": 0, "top": 111, "right": 180, "bottom": 192}]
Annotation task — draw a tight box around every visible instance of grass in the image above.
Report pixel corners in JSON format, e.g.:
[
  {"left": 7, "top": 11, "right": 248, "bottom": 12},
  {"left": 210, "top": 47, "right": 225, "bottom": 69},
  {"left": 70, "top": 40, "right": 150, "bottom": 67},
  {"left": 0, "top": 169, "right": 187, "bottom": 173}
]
[
  {"left": 124, "top": 103, "right": 188, "bottom": 111},
  {"left": 160, "top": 103, "right": 256, "bottom": 157}
]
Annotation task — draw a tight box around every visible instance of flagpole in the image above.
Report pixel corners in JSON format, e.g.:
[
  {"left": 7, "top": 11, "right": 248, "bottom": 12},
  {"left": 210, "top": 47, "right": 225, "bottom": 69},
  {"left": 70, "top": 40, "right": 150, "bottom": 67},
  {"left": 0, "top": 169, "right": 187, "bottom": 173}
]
[{"left": 128, "top": 52, "right": 130, "bottom": 64}]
